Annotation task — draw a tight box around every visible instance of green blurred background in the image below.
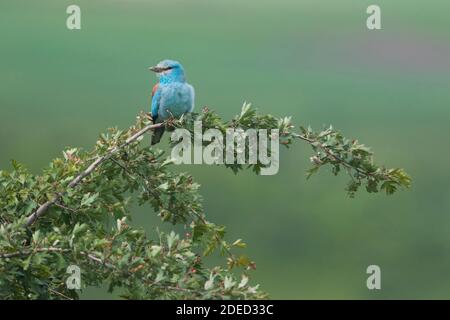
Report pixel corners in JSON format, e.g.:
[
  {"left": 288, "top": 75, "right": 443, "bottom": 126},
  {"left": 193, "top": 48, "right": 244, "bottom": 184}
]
[{"left": 1, "top": 0, "right": 450, "bottom": 299}]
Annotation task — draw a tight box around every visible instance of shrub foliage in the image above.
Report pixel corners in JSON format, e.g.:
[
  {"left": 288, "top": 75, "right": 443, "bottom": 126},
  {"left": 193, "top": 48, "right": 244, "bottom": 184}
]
[{"left": 0, "top": 104, "right": 410, "bottom": 299}]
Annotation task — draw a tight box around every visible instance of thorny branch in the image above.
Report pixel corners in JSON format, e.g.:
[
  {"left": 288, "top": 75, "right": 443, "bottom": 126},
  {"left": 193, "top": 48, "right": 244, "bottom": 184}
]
[{"left": 24, "top": 122, "right": 165, "bottom": 227}]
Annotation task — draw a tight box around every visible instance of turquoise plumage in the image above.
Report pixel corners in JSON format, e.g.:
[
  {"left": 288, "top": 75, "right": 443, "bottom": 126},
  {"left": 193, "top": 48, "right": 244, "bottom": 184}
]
[{"left": 149, "top": 60, "right": 195, "bottom": 144}]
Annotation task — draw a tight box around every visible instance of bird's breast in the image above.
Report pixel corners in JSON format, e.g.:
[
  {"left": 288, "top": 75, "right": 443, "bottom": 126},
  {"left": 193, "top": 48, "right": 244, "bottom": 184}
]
[{"left": 158, "top": 82, "right": 194, "bottom": 119}]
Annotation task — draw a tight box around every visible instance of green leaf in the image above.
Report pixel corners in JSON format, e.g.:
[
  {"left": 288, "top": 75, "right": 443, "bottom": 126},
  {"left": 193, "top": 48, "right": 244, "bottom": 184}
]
[
  {"left": 24, "top": 201, "right": 37, "bottom": 215},
  {"left": 157, "top": 182, "right": 169, "bottom": 191},
  {"left": 306, "top": 166, "right": 320, "bottom": 180},
  {"left": 224, "top": 276, "right": 236, "bottom": 290},
  {"left": 192, "top": 223, "right": 208, "bottom": 242},
  {"left": 81, "top": 192, "right": 98, "bottom": 207},
  {"left": 204, "top": 273, "right": 217, "bottom": 290},
  {"left": 167, "top": 231, "right": 178, "bottom": 250},
  {"left": 238, "top": 275, "right": 249, "bottom": 288}
]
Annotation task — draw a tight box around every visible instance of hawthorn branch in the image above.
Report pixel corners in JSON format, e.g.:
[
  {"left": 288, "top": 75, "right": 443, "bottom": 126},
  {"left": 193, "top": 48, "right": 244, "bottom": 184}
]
[
  {"left": 293, "top": 133, "right": 375, "bottom": 178},
  {"left": 0, "top": 246, "right": 203, "bottom": 296},
  {"left": 48, "top": 287, "right": 74, "bottom": 300},
  {"left": 0, "top": 247, "right": 71, "bottom": 259},
  {"left": 24, "top": 122, "right": 165, "bottom": 227},
  {"left": 0, "top": 247, "right": 108, "bottom": 266},
  {"left": 293, "top": 131, "right": 401, "bottom": 180}
]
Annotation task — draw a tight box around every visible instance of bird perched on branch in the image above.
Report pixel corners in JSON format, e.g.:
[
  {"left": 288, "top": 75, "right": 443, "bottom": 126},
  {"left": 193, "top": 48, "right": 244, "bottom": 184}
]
[{"left": 149, "top": 59, "right": 195, "bottom": 145}]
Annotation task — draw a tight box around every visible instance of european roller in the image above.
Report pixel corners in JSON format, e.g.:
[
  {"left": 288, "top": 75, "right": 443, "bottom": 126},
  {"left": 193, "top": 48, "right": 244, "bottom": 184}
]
[{"left": 149, "top": 59, "right": 195, "bottom": 145}]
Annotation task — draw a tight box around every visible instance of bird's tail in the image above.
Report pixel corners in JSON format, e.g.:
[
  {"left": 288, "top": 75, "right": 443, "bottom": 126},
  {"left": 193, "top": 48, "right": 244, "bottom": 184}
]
[{"left": 151, "top": 126, "right": 165, "bottom": 145}]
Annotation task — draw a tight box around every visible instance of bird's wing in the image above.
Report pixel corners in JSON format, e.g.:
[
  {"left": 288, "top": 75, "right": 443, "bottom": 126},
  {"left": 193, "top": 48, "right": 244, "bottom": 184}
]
[{"left": 151, "top": 84, "right": 161, "bottom": 120}]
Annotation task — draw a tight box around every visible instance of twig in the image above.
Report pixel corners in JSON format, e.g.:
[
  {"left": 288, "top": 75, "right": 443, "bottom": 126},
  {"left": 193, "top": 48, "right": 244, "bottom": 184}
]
[
  {"left": 0, "top": 247, "right": 71, "bottom": 259},
  {"left": 0, "top": 246, "right": 202, "bottom": 296},
  {"left": 54, "top": 202, "right": 78, "bottom": 213},
  {"left": 293, "top": 133, "right": 378, "bottom": 179},
  {"left": 48, "top": 287, "right": 74, "bottom": 300},
  {"left": 0, "top": 246, "right": 114, "bottom": 270},
  {"left": 189, "top": 207, "right": 234, "bottom": 261},
  {"left": 24, "top": 122, "right": 165, "bottom": 227},
  {"left": 109, "top": 157, "right": 161, "bottom": 200}
]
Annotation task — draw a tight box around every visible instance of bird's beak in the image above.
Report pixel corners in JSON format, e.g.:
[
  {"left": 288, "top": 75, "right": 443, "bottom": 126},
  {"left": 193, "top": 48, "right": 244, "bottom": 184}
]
[{"left": 149, "top": 66, "right": 164, "bottom": 73}]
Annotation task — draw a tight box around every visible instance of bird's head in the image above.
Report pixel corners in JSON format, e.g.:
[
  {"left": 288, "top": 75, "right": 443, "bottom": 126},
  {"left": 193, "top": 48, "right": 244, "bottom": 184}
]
[{"left": 149, "top": 59, "right": 186, "bottom": 84}]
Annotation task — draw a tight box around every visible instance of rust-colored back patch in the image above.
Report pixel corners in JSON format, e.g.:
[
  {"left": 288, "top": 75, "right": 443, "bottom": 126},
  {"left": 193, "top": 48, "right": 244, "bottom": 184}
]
[{"left": 151, "top": 83, "right": 159, "bottom": 97}]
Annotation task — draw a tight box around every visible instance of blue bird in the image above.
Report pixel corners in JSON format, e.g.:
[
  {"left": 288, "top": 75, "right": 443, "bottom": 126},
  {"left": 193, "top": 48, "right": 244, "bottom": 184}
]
[{"left": 149, "top": 59, "right": 195, "bottom": 145}]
